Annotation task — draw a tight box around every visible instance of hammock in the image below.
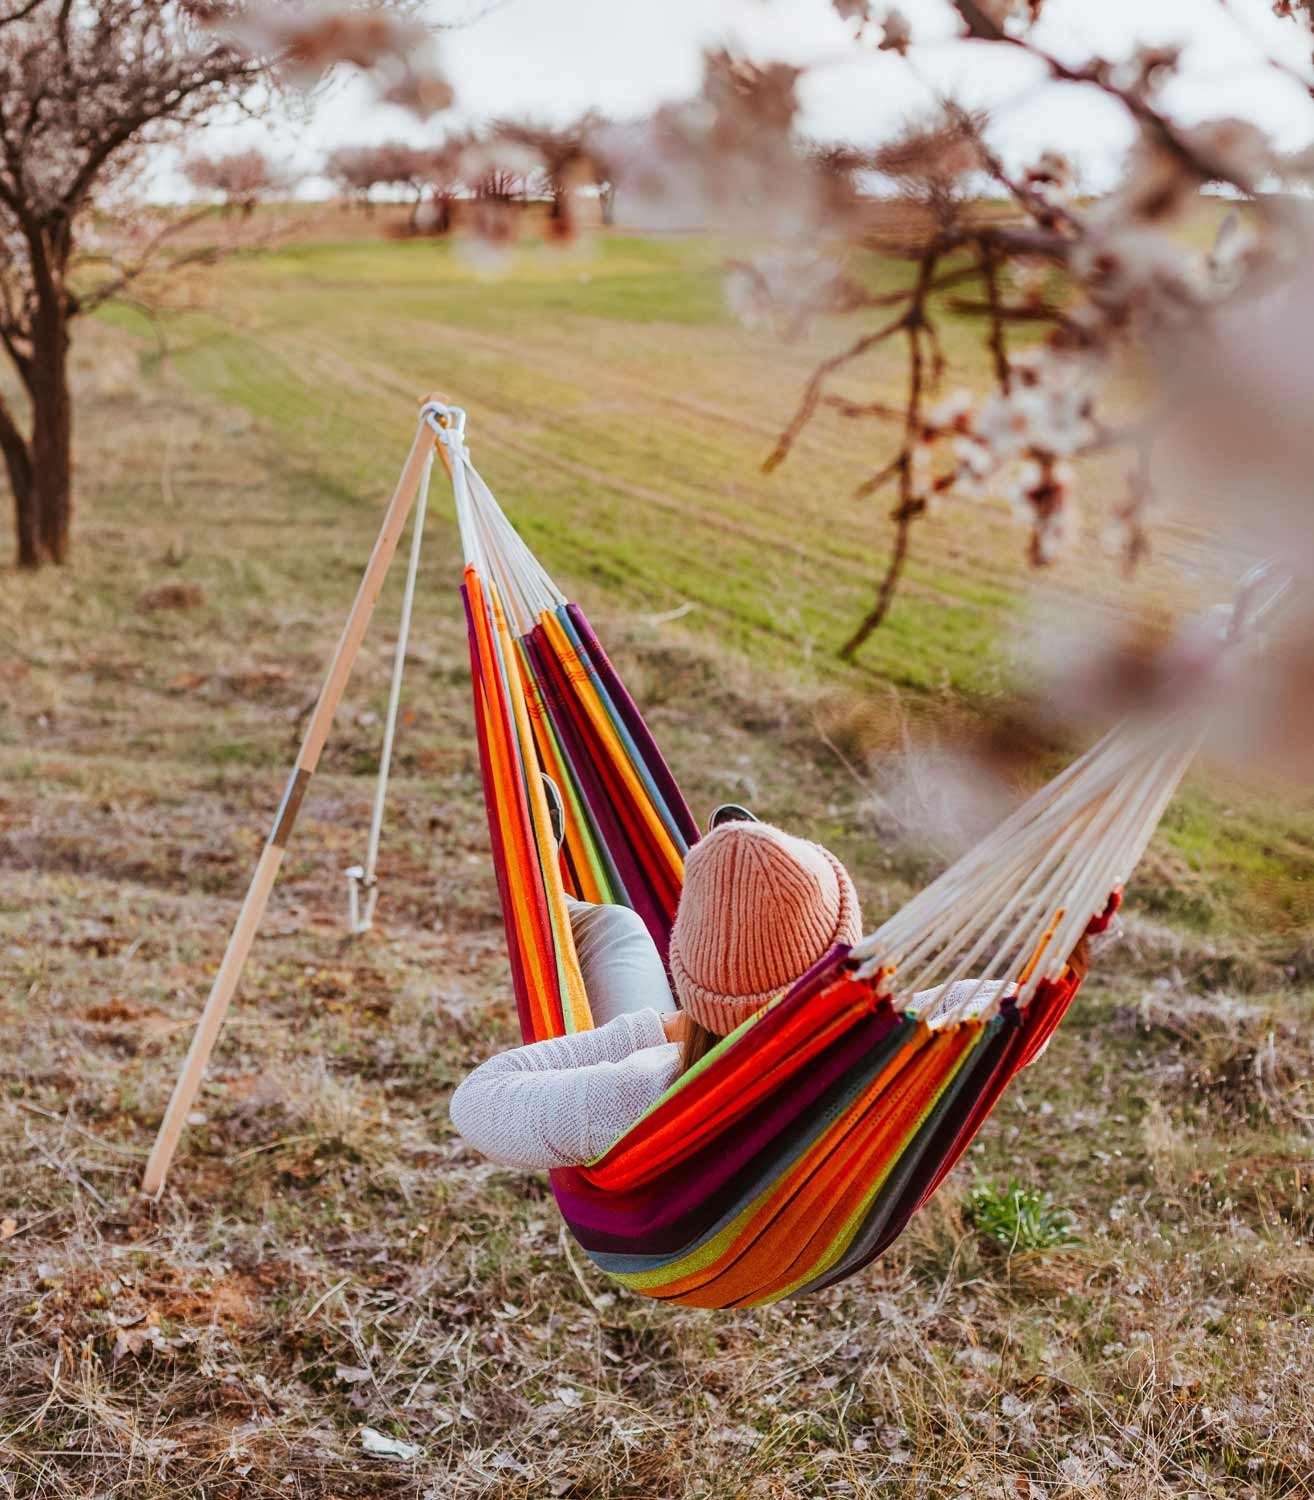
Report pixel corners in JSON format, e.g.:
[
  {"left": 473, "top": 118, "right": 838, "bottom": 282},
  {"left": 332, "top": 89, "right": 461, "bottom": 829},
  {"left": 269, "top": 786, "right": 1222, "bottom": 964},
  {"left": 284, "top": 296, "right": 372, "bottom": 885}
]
[
  {"left": 141, "top": 401, "right": 1284, "bottom": 1310},
  {"left": 428, "top": 405, "right": 1273, "bottom": 1308}
]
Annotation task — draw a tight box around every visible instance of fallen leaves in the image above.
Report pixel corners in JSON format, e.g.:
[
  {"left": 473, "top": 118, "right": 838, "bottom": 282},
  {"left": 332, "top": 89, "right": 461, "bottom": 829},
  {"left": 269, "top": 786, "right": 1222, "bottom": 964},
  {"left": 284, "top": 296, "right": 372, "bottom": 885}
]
[{"left": 135, "top": 581, "right": 204, "bottom": 613}]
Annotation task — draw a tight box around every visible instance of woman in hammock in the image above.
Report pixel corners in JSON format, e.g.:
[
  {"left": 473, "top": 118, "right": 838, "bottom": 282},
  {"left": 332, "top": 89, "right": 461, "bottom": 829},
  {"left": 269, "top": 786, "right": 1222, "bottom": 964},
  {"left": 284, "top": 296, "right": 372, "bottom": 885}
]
[
  {"left": 450, "top": 794, "right": 1080, "bottom": 1169},
  {"left": 449, "top": 794, "right": 864, "bottom": 1168}
]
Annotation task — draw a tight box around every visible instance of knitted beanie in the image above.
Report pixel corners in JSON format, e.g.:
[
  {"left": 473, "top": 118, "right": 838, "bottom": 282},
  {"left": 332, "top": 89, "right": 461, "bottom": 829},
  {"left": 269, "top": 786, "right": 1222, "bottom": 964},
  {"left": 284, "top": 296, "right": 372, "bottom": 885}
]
[{"left": 669, "top": 821, "right": 862, "bottom": 1036}]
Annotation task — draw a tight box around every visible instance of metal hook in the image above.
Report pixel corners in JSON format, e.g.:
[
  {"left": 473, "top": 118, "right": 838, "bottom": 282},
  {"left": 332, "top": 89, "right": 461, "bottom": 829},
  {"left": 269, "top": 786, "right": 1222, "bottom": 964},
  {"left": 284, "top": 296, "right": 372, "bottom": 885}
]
[{"left": 344, "top": 865, "right": 377, "bottom": 935}]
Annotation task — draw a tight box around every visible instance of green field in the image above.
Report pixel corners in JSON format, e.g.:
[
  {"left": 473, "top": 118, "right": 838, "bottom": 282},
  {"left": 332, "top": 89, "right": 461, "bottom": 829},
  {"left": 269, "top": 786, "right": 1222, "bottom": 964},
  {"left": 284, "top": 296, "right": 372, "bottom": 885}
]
[
  {"left": 108, "top": 232, "right": 1314, "bottom": 939},
  {"left": 1, "top": 232, "right": 1312, "bottom": 1498},
  {"left": 107, "top": 233, "right": 1031, "bottom": 691}
]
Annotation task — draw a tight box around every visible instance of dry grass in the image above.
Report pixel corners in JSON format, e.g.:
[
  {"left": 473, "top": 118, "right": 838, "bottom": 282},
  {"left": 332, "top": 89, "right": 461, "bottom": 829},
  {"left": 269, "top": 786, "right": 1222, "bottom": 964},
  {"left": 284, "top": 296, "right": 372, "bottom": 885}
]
[{"left": 1, "top": 254, "right": 1313, "bottom": 1498}]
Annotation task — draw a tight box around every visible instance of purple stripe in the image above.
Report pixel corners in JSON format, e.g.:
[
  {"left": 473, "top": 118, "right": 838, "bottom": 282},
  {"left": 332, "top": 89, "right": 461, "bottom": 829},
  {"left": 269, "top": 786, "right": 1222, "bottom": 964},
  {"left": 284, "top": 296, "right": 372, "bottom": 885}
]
[
  {"left": 551, "top": 953, "right": 888, "bottom": 1246},
  {"left": 556, "top": 1005, "right": 905, "bottom": 1253},
  {"left": 796, "top": 1022, "right": 1015, "bottom": 1296},
  {"left": 567, "top": 604, "right": 701, "bottom": 848},
  {"left": 522, "top": 625, "right": 672, "bottom": 953}
]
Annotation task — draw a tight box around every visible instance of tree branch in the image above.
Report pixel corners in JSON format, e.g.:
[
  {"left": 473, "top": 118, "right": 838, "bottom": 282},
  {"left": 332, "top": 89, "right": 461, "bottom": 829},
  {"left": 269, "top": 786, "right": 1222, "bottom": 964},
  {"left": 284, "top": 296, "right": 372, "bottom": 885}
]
[
  {"left": 839, "top": 253, "right": 937, "bottom": 658},
  {"left": 763, "top": 308, "right": 911, "bottom": 473},
  {"left": 0, "top": 0, "right": 48, "bottom": 26}
]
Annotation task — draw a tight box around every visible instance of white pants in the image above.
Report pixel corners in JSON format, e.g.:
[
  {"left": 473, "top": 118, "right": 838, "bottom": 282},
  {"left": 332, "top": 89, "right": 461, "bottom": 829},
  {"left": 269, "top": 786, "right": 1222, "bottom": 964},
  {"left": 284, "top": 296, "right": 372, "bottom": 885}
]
[{"left": 565, "top": 897, "right": 674, "bottom": 1025}]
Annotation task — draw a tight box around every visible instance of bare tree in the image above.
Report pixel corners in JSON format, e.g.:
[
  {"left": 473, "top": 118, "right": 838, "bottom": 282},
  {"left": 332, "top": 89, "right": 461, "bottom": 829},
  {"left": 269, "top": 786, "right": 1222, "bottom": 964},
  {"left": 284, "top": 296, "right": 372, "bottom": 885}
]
[
  {"left": 329, "top": 140, "right": 431, "bottom": 224},
  {"left": 0, "top": 1, "right": 261, "bottom": 569},
  {"left": 185, "top": 146, "right": 286, "bottom": 217},
  {"left": 492, "top": 114, "right": 606, "bottom": 236},
  {"left": 419, "top": 135, "right": 470, "bottom": 235},
  {"left": 327, "top": 144, "right": 387, "bottom": 214},
  {"left": 0, "top": 0, "right": 453, "bottom": 570},
  {"left": 460, "top": 136, "right": 539, "bottom": 246}
]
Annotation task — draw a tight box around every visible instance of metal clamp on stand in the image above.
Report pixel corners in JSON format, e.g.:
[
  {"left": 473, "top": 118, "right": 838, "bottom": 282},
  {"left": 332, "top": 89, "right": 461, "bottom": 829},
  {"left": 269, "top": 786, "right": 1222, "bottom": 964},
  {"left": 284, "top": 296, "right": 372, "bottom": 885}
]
[{"left": 345, "top": 864, "right": 378, "bottom": 935}]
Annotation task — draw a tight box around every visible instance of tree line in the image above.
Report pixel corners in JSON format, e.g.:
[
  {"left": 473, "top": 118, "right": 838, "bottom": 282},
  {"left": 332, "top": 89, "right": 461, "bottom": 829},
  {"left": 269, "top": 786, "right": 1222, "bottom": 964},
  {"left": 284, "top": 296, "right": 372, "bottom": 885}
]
[{"left": 185, "top": 119, "right": 620, "bottom": 237}]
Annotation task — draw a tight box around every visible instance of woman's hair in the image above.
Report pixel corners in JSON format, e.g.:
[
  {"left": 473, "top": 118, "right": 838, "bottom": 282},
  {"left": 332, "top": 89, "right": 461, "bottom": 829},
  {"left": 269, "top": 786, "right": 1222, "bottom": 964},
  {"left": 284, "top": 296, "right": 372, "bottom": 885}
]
[{"left": 677, "top": 1014, "right": 720, "bottom": 1075}]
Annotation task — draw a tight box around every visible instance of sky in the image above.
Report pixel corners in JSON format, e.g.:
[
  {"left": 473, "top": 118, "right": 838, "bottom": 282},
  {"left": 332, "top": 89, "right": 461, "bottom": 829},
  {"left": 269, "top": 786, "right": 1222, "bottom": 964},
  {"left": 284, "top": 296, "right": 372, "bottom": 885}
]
[{"left": 172, "top": 0, "right": 1314, "bottom": 198}]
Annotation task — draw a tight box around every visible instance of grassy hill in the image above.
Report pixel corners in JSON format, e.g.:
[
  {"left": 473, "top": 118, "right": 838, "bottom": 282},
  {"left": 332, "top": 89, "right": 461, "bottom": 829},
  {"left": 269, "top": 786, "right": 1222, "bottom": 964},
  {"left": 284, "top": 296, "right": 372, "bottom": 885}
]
[
  {"left": 0, "top": 233, "right": 1311, "bottom": 1498},
  {"left": 103, "top": 232, "right": 1314, "bottom": 940}
]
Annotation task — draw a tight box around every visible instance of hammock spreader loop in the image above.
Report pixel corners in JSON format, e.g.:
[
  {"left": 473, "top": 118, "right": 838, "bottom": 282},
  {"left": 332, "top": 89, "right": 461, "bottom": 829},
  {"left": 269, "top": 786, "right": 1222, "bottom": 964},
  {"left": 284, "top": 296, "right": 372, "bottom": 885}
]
[{"left": 420, "top": 398, "right": 466, "bottom": 444}]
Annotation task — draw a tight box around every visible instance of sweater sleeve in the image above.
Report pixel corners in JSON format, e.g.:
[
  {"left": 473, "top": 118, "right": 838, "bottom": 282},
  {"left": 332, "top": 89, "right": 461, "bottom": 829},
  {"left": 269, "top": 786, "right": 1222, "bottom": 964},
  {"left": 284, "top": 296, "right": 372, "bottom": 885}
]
[{"left": 449, "top": 1010, "right": 681, "bottom": 1170}]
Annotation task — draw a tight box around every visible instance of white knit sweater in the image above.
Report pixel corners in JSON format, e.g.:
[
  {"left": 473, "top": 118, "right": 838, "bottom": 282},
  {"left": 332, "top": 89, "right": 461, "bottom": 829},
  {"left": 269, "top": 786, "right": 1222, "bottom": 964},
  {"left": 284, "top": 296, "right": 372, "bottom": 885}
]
[
  {"left": 448, "top": 893, "right": 1021, "bottom": 1170},
  {"left": 449, "top": 1009, "right": 680, "bottom": 1169}
]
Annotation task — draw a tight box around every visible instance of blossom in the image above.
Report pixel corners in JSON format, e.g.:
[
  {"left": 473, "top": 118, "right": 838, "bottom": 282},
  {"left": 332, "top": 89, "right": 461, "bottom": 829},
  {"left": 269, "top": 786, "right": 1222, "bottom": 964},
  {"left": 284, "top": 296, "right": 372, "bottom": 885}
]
[
  {"left": 220, "top": 2, "right": 453, "bottom": 120},
  {"left": 928, "top": 388, "right": 973, "bottom": 432},
  {"left": 226, "top": 3, "right": 427, "bottom": 88},
  {"left": 1184, "top": 118, "right": 1276, "bottom": 195},
  {"left": 1023, "top": 149, "right": 1075, "bottom": 207},
  {"left": 725, "top": 252, "right": 846, "bottom": 335},
  {"left": 1010, "top": 259, "right": 1052, "bottom": 306},
  {"left": 878, "top": 8, "right": 913, "bottom": 55},
  {"left": 1116, "top": 43, "right": 1182, "bottom": 100},
  {"left": 1070, "top": 219, "right": 1198, "bottom": 320}
]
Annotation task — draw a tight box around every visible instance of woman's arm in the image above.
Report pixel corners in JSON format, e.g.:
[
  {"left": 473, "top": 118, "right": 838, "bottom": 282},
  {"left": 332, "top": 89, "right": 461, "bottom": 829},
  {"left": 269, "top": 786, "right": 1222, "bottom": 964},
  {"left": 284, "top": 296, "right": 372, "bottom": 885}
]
[{"left": 449, "top": 1010, "right": 681, "bottom": 1170}]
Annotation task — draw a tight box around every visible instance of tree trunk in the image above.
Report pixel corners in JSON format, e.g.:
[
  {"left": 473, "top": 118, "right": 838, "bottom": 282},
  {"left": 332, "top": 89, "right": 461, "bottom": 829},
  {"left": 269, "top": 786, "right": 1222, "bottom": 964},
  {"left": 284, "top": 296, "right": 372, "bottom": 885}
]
[
  {"left": 29, "top": 306, "right": 73, "bottom": 565},
  {"left": 0, "top": 407, "right": 37, "bottom": 569}
]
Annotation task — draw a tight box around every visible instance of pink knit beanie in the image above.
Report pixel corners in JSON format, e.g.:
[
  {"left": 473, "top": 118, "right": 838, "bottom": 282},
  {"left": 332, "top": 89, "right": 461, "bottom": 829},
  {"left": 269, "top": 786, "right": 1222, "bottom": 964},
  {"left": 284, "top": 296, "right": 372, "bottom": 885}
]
[{"left": 669, "top": 821, "right": 862, "bottom": 1036}]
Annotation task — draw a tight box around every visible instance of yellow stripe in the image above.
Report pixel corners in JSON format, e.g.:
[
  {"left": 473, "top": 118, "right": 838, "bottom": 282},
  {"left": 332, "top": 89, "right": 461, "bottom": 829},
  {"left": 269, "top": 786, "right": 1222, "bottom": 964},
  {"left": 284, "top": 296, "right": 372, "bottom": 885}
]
[
  {"left": 490, "top": 592, "right": 593, "bottom": 1035},
  {"left": 757, "top": 1027, "right": 983, "bottom": 1303},
  {"left": 607, "top": 1174, "right": 780, "bottom": 1293},
  {"left": 539, "top": 611, "right": 684, "bottom": 889},
  {"left": 607, "top": 1024, "right": 983, "bottom": 1303}
]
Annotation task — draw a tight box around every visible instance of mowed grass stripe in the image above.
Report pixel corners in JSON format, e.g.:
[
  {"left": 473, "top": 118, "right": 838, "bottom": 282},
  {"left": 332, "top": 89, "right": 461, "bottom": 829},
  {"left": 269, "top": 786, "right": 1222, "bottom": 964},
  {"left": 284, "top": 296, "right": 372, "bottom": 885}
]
[{"left": 146, "top": 250, "right": 1024, "bottom": 687}]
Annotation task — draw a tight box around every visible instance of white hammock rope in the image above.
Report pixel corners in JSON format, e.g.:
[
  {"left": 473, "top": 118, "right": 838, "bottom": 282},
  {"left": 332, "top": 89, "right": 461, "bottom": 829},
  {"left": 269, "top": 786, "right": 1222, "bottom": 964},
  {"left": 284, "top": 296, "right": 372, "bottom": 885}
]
[
  {"left": 345, "top": 450, "right": 434, "bottom": 933},
  {"left": 362, "top": 403, "right": 1287, "bottom": 1040},
  {"left": 439, "top": 411, "right": 563, "bottom": 634},
  {"left": 864, "top": 556, "right": 1292, "bottom": 1020},
  {"left": 346, "top": 404, "right": 564, "bottom": 932}
]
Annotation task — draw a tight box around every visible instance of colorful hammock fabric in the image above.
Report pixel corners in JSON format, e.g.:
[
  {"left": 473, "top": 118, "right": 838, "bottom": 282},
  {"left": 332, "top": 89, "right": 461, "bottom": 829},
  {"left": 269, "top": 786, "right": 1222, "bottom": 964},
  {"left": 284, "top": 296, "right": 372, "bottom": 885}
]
[
  {"left": 136, "top": 404, "right": 1289, "bottom": 1212},
  {"left": 438, "top": 408, "right": 1236, "bottom": 1309}
]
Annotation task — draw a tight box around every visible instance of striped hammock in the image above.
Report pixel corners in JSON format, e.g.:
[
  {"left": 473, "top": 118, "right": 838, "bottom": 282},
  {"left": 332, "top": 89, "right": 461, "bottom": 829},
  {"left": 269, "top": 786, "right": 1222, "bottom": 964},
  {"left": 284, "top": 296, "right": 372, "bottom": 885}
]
[
  {"left": 432, "top": 403, "right": 1254, "bottom": 1309},
  {"left": 137, "top": 398, "right": 1279, "bottom": 1280}
]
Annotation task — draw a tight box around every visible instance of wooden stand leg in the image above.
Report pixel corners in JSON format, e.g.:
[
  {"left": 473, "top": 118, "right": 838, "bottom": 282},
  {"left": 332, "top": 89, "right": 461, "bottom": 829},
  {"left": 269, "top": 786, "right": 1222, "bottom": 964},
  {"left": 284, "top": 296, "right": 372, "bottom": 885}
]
[{"left": 141, "top": 415, "right": 440, "bottom": 1195}]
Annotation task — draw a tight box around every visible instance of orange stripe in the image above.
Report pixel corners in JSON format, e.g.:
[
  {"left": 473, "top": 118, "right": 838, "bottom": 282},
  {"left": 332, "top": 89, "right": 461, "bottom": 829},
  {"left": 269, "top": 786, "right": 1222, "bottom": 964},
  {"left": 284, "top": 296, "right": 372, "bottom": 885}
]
[
  {"left": 583, "top": 980, "right": 877, "bottom": 1193},
  {"left": 539, "top": 611, "right": 684, "bottom": 891},
  {"left": 520, "top": 657, "right": 604, "bottom": 905},
  {"left": 492, "top": 602, "right": 590, "bottom": 1035},
  {"left": 466, "top": 570, "right": 558, "bottom": 1041},
  {"left": 659, "top": 1026, "right": 975, "bottom": 1307},
  {"left": 724, "top": 1025, "right": 978, "bottom": 1305},
  {"left": 642, "top": 1028, "right": 940, "bottom": 1305}
]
